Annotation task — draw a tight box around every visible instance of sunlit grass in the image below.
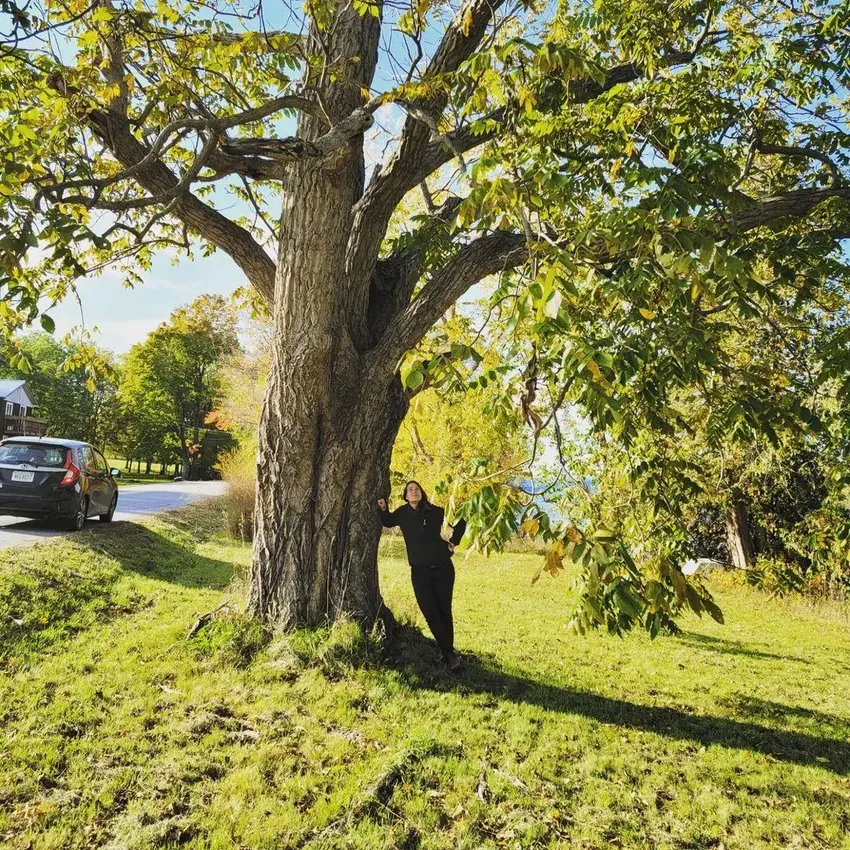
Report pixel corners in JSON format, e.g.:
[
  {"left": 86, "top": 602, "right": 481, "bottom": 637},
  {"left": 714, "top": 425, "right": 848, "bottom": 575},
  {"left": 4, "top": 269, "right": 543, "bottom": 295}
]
[{"left": 1, "top": 503, "right": 848, "bottom": 849}]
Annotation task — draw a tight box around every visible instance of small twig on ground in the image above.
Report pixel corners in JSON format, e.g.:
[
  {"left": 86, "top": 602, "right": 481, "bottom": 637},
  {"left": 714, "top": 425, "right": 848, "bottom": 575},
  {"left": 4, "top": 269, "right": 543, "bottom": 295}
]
[
  {"left": 494, "top": 767, "right": 528, "bottom": 790},
  {"left": 186, "top": 603, "right": 232, "bottom": 638}
]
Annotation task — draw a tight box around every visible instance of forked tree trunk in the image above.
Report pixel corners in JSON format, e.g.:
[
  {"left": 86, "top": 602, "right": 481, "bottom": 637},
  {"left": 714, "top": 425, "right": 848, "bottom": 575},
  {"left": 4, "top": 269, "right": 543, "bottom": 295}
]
[{"left": 248, "top": 8, "right": 399, "bottom": 630}]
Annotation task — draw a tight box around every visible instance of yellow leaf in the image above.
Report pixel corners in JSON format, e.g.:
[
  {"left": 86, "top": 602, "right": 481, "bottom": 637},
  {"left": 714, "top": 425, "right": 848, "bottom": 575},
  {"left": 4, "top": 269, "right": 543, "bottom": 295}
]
[
  {"left": 669, "top": 568, "right": 687, "bottom": 604},
  {"left": 360, "top": 87, "right": 371, "bottom": 101},
  {"left": 543, "top": 542, "right": 565, "bottom": 577},
  {"left": 639, "top": 308, "right": 656, "bottom": 320},
  {"left": 461, "top": 7, "right": 474, "bottom": 37},
  {"left": 586, "top": 359, "right": 612, "bottom": 391},
  {"left": 520, "top": 517, "right": 540, "bottom": 536},
  {"left": 565, "top": 526, "right": 581, "bottom": 544},
  {"left": 78, "top": 29, "right": 100, "bottom": 48}
]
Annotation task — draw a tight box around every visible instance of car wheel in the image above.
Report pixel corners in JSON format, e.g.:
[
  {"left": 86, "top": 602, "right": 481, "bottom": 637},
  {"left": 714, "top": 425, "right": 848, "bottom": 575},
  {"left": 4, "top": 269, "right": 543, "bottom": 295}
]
[
  {"left": 68, "top": 496, "right": 88, "bottom": 532},
  {"left": 100, "top": 493, "right": 118, "bottom": 523}
]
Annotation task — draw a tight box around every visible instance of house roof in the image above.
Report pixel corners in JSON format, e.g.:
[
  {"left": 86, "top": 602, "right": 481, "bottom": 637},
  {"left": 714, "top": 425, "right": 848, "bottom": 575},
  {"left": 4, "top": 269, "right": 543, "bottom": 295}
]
[
  {"left": 0, "top": 379, "right": 27, "bottom": 397},
  {"left": 0, "top": 379, "right": 37, "bottom": 408}
]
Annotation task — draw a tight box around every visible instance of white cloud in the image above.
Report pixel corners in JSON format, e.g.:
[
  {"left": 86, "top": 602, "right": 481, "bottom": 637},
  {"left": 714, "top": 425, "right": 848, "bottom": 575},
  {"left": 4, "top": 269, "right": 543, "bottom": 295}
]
[{"left": 92, "top": 318, "right": 167, "bottom": 353}]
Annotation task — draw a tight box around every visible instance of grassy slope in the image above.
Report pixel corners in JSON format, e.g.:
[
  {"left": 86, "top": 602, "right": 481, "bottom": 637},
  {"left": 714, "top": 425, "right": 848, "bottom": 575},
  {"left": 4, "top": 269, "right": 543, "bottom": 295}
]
[{"left": 1, "top": 503, "right": 849, "bottom": 850}]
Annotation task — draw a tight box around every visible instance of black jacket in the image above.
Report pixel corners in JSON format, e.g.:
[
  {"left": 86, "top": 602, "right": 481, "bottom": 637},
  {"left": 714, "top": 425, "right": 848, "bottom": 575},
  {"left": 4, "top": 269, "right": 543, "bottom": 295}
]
[{"left": 380, "top": 503, "right": 467, "bottom": 568}]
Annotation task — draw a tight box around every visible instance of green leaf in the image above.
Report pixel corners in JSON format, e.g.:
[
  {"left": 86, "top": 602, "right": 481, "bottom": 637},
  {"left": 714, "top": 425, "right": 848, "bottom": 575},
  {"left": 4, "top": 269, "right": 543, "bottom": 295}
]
[{"left": 613, "top": 586, "right": 641, "bottom": 619}]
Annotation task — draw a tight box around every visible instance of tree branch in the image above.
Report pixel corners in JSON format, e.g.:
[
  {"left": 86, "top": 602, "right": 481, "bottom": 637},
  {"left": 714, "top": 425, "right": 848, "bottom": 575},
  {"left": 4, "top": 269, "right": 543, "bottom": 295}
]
[
  {"left": 343, "top": 0, "right": 510, "bottom": 346},
  {"left": 729, "top": 187, "right": 850, "bottom": 234},
  {"left": 144, "top": 26, "right": 304, "bottom": 51},
  {"left": 566, "top": 49, "right": 702, "bottom": 102},
  {"left": 370, "top": 229, "right": 528, "bottom": 369},
  {"left": 83, "top": 106, "right": 276, "bottom": 302},
  {"left": 753, "top": 139, "right": 840, "bottom": 186}
]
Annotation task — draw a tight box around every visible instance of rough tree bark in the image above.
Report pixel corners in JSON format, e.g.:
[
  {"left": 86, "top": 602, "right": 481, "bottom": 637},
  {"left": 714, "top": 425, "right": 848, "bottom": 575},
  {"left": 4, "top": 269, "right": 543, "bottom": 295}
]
[
  {"left": 725, "top": 499, "right": 756, "bottom": 570},
  {"left": 248, "top": 7, "right": 394, "bottom": 628}
]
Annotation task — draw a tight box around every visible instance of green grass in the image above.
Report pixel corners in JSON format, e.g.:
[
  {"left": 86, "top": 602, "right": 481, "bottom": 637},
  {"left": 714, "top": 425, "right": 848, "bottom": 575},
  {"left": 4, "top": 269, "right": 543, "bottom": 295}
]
[
  {"left": 1, "top": 504, "right": 849, "bottom": 850},
  {"left": 106, "top": 457, "right": 177, "bottom": 485}
]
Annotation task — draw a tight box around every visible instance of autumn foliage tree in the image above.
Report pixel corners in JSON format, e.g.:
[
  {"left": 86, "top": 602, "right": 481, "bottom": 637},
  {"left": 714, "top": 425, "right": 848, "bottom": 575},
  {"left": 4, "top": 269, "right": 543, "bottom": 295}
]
[
  {"left": 0, "top": 0, "right": 848, "bottom": 633},
  {"left": 118, "top": 296, "right": 238, "bottom": 478}
]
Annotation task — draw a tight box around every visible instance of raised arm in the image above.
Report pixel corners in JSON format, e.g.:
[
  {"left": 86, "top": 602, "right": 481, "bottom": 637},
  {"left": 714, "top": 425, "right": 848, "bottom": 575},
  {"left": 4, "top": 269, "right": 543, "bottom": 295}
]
[{"left": 378, "top": 498, "right": 402, "bottom": 528}]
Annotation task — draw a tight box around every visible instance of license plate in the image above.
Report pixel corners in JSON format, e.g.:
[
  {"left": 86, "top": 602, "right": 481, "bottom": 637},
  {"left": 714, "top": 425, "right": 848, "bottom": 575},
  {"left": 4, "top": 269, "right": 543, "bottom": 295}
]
[{"left": 11, "top": 471, "right": 35, "bottom": 483}]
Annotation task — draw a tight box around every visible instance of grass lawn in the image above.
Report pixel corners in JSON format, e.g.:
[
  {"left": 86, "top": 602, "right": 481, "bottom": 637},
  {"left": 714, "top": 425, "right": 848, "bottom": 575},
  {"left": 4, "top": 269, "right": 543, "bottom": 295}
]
[
  {"left": 1, "top": 501, "right": 848, "bottom": 849},
  {"left": 106, "top": 458, "right": 177, "bottom": 485}
]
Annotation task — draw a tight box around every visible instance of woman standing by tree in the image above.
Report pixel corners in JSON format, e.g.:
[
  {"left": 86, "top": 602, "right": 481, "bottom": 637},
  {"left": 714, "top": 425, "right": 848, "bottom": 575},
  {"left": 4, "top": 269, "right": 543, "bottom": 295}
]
[{"left": 379, "top": 481, "right": 466, "bottom": 670}]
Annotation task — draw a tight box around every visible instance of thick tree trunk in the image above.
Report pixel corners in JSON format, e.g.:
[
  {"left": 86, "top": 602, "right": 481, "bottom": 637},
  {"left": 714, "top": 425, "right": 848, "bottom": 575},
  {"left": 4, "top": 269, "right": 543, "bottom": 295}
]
[
  {"left": 725, "top": 499, "right": 755, "bottom": 569},
  {"left": 248, "top": 5, "right": 395, "bottom": 630},
  {"left": 250, "top": 361, "right": 408, "bottom": 628},
  {"left": 248, "top": 148, "right": 408, "bottom": 627}
]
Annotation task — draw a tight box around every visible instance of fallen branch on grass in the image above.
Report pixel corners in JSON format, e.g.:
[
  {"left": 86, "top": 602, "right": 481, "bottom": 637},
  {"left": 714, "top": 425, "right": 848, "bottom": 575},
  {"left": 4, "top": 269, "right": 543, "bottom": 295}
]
[{"left": 186, "top": 603, "right": 233, "bottom": 639}]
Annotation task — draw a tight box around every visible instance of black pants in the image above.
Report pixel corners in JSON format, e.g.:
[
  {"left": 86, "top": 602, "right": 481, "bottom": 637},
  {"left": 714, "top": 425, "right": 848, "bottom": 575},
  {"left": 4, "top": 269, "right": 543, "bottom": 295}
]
[{"left": 411, "top": 563, "right": 455, "bottom": 655}]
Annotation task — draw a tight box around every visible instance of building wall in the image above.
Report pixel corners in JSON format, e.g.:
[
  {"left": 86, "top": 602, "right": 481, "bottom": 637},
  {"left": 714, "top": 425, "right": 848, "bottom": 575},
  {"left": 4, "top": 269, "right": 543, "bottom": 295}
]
[{"left": 0, "top": 395, "right": 41, "bottom": 437}]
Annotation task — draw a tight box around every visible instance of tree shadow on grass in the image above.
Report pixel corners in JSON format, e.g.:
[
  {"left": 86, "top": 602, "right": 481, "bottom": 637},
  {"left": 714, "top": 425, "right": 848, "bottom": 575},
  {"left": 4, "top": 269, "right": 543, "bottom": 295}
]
[
  {"left": 718, "top": 694, "right": 850, "bottom": 736},
  {"left": 78, "top": 521, "right": 234, "bottom": 589},
  {"left": 673, "top": 631, "right": 807, "bottom": 664},
  {"left": 1, "top": 522, "right": 234, "bottom": 665},
  {"left": 386, "top": 624, "right": 850, "bottom": 776}
]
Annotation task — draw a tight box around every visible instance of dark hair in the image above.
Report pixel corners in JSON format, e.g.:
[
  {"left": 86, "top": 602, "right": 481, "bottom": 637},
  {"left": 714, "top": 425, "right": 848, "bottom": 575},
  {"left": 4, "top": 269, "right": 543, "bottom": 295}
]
[{"left": 401, "top": 480, "right": 431, "bottom": 509}]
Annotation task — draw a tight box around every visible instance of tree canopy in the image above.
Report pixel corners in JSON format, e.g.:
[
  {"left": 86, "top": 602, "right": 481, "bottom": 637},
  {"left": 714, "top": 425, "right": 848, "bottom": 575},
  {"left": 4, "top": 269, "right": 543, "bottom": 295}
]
[{"left": 1, "top": 0, "right": 848, "bottom": 633}]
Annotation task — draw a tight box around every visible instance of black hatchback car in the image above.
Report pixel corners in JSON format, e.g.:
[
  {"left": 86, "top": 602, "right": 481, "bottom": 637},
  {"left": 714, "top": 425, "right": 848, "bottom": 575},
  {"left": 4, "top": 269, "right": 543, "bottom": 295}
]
[{"left": 0, "top": 437, "right": 120, "bottom": 531}]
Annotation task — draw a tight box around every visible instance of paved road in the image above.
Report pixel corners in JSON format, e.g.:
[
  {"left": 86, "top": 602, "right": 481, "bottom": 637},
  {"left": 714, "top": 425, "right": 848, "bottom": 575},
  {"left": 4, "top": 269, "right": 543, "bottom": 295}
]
[{"left": 0, "top": 481, "right": 226, "bottom": 550}]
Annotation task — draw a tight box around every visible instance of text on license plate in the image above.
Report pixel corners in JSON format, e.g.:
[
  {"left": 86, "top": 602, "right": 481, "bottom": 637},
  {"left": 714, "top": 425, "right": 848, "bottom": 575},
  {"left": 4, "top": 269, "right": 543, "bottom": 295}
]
[{"left": 11, "top": 471, "right": 35, "bottom": 483}]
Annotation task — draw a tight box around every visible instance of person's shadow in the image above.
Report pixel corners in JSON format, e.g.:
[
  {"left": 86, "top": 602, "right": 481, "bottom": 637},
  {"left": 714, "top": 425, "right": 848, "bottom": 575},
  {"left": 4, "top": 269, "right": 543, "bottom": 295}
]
[{"left": 385, "top": 623, "right": 850, "bottom": 776}]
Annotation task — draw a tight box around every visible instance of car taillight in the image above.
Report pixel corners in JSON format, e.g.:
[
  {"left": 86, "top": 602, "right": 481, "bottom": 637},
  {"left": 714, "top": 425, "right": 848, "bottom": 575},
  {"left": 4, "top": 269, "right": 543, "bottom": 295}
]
[{"left": 60, "top": 452, "right": 80, "bottom": 486}]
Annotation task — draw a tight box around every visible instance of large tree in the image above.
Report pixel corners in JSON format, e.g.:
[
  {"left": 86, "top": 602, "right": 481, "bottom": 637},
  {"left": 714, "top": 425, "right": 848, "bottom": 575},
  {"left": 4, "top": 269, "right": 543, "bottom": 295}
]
[{"left": 0, "top": 0, "right": 848, "bottom": 632}]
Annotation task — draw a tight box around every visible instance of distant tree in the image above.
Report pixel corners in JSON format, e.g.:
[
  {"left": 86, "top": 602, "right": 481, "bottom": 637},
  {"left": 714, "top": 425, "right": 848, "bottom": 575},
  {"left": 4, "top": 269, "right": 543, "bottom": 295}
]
[
  {"left": 0, "top": 332, "right": 120, "bottom": 447},
  {"left": 118, "top": 295, "right": 239, "bottom": 478},
  {"left": 209, "top": 314, "right": 272, "bottom": 444}
]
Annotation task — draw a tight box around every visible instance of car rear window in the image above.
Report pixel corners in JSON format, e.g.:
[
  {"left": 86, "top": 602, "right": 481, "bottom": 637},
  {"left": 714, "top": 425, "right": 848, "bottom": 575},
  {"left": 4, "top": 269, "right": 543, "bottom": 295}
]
[{"left": 0, "top": 443, "right": 67, "bottom": 467}]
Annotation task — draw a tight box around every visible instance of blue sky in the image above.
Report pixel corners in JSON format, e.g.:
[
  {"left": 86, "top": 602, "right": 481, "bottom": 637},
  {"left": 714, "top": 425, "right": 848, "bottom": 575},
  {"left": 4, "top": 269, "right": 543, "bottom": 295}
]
[{"left": 49, "top": 250, "right": 242, "bottom": 354}]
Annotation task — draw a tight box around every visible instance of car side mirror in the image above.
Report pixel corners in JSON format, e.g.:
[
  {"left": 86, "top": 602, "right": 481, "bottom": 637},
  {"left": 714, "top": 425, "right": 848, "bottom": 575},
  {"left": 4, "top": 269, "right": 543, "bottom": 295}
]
[{"left": 110, "top": 468, "right": 122, "bottom": 478}]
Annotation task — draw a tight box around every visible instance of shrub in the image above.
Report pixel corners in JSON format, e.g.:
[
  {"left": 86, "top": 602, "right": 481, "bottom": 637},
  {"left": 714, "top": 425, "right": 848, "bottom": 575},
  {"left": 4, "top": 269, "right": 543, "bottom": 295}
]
[{"left": 219, "top": 443, "right": 256, "bottom": 542}]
